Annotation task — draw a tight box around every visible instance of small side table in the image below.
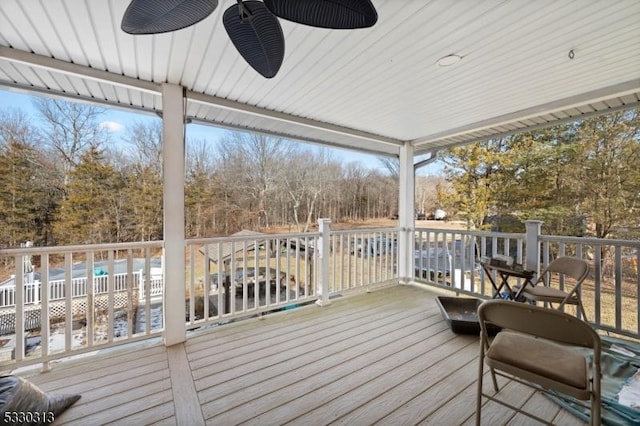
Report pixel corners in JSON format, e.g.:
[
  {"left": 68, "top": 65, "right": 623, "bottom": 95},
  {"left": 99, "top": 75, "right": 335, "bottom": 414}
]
[{"left": 479, "top": 260, "right": 535, "bottom": 300}]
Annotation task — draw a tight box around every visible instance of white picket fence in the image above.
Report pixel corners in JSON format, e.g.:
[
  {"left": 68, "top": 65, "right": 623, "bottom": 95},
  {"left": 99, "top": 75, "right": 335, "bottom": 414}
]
[{"left": 0, "top": 270, "right": 163, "bottom": 307}]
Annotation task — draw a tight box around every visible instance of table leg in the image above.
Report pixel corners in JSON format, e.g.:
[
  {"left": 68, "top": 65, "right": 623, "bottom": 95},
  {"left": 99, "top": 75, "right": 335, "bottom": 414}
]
[
  {"left": 483, "top": 265, "right": 503, "bottom": 299},
  {"left": 497, "top": 273, "right": 514, "bottom": 300}
]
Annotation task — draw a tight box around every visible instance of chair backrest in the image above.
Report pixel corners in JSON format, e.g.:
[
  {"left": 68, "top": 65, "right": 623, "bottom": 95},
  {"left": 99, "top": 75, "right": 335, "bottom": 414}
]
[
  {"left": 539, "top": 256, "right": 590, "bottom": 285},
  {"left": 478, "top": 300, "right": 600, "bottom": 355}
]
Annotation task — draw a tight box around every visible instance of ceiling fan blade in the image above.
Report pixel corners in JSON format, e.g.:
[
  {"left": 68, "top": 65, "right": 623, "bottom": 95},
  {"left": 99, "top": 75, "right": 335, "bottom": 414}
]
[
  {"left": 263, "top": 0, "right": 378, "bottom": 29},
  {"left": 223, "top": 1, "right": 285, "bottom": 78},
  {"left": 121, "top": 0, "right": 218, "bottom": 34}
]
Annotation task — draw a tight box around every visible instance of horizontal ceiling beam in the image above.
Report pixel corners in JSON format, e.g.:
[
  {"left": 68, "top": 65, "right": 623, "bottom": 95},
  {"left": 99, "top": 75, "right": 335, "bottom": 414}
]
[
  {"left": 186, "top": 91, "right": 404, "bottom": 151},
  {"left": 412, "top": 79, "right": 640, "bottom": 147},
  {"left": 189, "top": 117, "right": 398, "bottom": 157},
  {"left": 0, "top": 46, "right": 161, "bottom": 94},
  {"left": 0, "top": 47, "right": 403, "bottom": 155},
  {"left": 413, "top": 94, "right": 640, "bottom": 156}
]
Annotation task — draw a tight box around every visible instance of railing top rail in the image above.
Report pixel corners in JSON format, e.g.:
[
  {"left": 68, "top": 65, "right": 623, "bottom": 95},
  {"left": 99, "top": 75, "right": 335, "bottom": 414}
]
[
  {"left": 330, "top": 227, "right": 401, "bottom": 235},
  {"left": 412, "top": 228, "right": 640, "bottom": 248},
  {"left": 187, "top": 231, "right": 321, "bottom": 245},
  {"left": 0, "top": 240, "right": 164, "bottom": 256},
  {"left": 414, "top": 227, "right": 525, "bottom": 239},
  {"left": 540, "top": 234, "right": 640, "bottom": 247}
]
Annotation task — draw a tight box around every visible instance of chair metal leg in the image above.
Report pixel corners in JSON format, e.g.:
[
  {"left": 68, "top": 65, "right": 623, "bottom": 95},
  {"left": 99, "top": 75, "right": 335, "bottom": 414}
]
[
  {"left": 476, "top": 341, "right": 484, "bottom": 426},
  {"left": 579, "top": 302, "right": 589, "bottom": 322},
  {"left": 489, "top": 367, "right": 499, "bottom": 392},
  {"left": 591, "top": 370, "right": 602, "bottom": 425},
  {"left": 591, "top": 394, "right": 601, "bottom": 426}
]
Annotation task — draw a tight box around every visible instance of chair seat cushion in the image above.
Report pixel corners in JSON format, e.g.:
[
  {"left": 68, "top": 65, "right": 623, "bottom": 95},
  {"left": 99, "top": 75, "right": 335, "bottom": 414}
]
[{"left": 486, "top": 331, "right": 587, "bottom": 389}]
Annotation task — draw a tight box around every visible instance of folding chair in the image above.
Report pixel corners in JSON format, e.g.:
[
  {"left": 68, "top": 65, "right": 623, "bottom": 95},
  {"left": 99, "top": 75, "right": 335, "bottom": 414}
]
[
  {"left": 519, "top": 256, "right": 590, "bottom": 320},
  {"left": 476, "top": 300, "right": 601, "bottom": 426}
]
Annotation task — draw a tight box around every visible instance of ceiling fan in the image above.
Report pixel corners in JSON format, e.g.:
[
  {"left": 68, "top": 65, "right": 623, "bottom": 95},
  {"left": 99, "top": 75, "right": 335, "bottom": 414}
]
[{"left": 121, "top": 0, "right": 378, "bottom": 78}]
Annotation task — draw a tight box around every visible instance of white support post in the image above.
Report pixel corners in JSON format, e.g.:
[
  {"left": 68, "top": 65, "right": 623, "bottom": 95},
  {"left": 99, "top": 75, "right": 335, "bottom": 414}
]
[
  {"left": 162, "top": 83, "right": 186, "bottom": 346},
  {"left": 398, "top": 143, "right": 415, "bottom": 284},
  {"left": 14, "top": 256, "right": 24, "bottom": 362},
  {"left": 316, "top": 218, "right": 332, "bottom": 306},
  {"left": 525, "top": 220, "right": 543, "bottom": 274}
]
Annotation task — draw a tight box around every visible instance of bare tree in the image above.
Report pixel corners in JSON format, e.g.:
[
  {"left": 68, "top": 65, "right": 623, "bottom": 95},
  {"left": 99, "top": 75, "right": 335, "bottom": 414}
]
[
  {"left": 217, "top": 132, "right": 296, "bottom": 229},
  {"left": 34, "top": 97, "right": 108, "bottom": 184},
  {"left": 186, "top": 138, "right": 217, "bottom": 237},
  {"left": 341, "top": 162, "right": 370, "bottom": 220},
  {"left": 0, "top": 109, "right": 42, "bottom": 148},
  {"left": 416, "top": 175, "right": 448, "bottom": 216},
  {"left": 284, "top": 149, "right": 340, "bottom": 232},
  {"left": 377, "top": 156, "right": 399, "bottom": 181},
  {"left": 121, "top": 121, "right": 164, "bottom": 241},
  {"left": 123, "top": 120, "right": 163, "bottom": 171}
]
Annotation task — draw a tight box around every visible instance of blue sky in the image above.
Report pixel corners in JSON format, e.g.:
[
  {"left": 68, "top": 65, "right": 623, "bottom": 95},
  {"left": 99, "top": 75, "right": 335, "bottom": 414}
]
[{"left": 0, "top": 88, "right": 442, "bottom": 175}]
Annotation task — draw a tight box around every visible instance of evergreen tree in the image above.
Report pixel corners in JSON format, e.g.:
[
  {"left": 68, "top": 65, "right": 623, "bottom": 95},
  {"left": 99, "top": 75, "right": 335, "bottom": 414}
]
[
  {"left": 499, "top": 125, "right": 583, "bottom": 235},
  {"left": 186, "top": 160, "right": 215, "bottom": 238},
  {"left": 0, "top": 141, "right": 42, "bottom": 247},
  {"left": 572, "top": 110, "right": 640, "bottom": 239},
  {"left": 441, "top": 139, "right": 510, "bottom": 230},
  {"left": 441, "top": 108, "right": 640, "bottom": 237},
  {"left": 124, "top": 165, "right": 163, "bottom": 241},
  {"left": 54, "top": 145, "right": 124, "bottom": 244},
  {"left": 0, "top": 110, "right": 61, "bottom": 248}
]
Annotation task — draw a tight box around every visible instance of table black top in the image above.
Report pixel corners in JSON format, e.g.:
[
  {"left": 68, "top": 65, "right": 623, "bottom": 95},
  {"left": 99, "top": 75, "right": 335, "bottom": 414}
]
[{"left": 479, "top": 259, "right": 535, "bottom": 279}]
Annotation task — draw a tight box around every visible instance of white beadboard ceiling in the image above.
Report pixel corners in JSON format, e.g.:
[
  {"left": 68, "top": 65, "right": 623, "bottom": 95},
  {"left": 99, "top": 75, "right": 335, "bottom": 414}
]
[{"left": 0, "top": 0, "right": 639, "bottom": 157}]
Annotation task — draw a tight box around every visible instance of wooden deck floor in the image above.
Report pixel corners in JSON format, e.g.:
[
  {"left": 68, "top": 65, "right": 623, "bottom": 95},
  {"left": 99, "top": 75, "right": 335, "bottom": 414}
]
[{"left": 22, "top": 285, "right": 586, "bottom": 425}]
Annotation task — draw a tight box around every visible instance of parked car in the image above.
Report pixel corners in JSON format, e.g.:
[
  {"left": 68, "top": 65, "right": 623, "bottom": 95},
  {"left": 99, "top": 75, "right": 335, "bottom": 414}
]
[
  {"left": 414, "top": 239, "right": 479, "bottom": 289},
  {"left": 353, "top": 236, "right": 397, "bottom": 257}
]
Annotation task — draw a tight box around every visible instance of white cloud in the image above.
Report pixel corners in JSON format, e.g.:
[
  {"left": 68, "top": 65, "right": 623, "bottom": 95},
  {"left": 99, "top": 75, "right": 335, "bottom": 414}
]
[{"left": 100, "top": 121, "right": 124, "bottom": 132}]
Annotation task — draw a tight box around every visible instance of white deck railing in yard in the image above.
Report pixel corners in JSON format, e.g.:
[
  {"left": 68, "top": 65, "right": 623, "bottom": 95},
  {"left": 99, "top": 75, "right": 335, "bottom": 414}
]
[
  {"left": 0, "top": 270, "right": 164, "bottom": 308},
  {"left": 414, "top": 222, "right": 640, "bottom": 340}
]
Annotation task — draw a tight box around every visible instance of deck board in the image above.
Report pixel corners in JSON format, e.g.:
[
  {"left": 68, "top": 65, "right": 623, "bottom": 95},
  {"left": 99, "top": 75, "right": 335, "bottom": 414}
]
[
  {"left": 206, "top": 315, "right": 451, "bottom": 423},
  {"left": 16, "top": 284, "right": 587, "bottom": 425},
  {"left": 167, "top": 344, "right": 205, "bottom": 426},
  {"left": 288, "top": 336, "right": 477, "bottom": 425},
  {"left": 195, "top": 305, "right": 440, "bottom": 400},
  {"left": 347, "top": 344, "right": 482, "bottom": 425}
]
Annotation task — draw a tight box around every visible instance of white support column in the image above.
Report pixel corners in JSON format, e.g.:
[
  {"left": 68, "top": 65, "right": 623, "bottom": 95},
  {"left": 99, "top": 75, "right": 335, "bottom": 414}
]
[
  {"left": 316, "top": 218, "right": 332, "bottom": 306},
  {"left": 398, "top": 143, "right": 415, "bottom": 284},
  {"left": 162, "top": 83, "right": 186, "bottom": 346},
  {"left": 525, "top": 220, "right": 543, "bottom": 274}
]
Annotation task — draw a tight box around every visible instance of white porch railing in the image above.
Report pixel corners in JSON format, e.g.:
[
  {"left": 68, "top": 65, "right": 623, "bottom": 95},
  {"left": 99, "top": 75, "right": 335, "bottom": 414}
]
[
  {"left": 0, "top": 222, "right": 401, "bottom": 369},
  {"left": 183, "top": 224, "right": 399, "bottom": 330},
  {"left": 0, "top": 241, "right": 164, "bottom": 369},
  {"left": 538, "top": 234, "right": 640, "bottom": 339},
  {"left": 328, "top": 227, "right": 399, "bottom": 294},
  {"left": 413, "top": 221, "right": 640, "bottom": 340},
  {"left": 1, "top": 219, "right": 638, "bottom": 370},
  {"left": 413, "top": 228, "right": 526, "bottom": 296}
]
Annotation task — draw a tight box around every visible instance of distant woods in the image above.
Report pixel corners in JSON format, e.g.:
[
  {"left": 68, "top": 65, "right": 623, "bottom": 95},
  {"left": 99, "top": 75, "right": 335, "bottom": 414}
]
[
  {"left": 0, "top": 98, "right": 405, "bottom": 248},
  {"left": 3, "top": 97, "right": 637, "bottom": 249}
]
